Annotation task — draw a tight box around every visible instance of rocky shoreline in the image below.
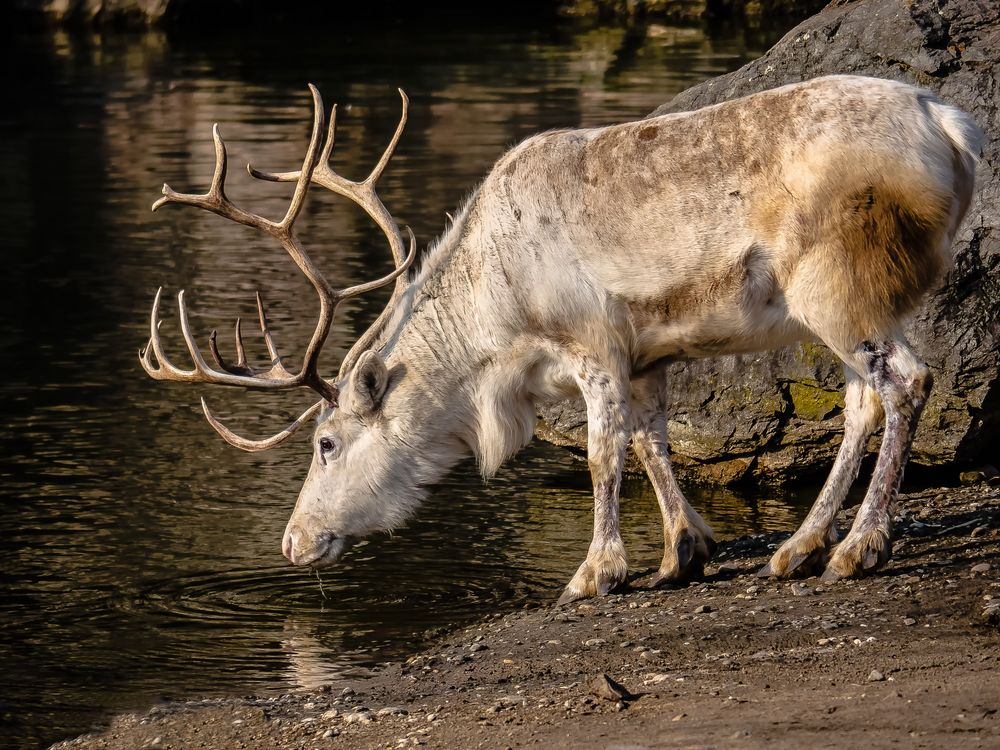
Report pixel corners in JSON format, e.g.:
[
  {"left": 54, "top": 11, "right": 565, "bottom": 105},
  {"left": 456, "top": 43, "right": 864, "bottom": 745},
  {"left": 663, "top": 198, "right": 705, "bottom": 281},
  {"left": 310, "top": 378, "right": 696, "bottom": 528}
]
[{"left": 53, "top": 481, "right": 1000, "bottom": 749}]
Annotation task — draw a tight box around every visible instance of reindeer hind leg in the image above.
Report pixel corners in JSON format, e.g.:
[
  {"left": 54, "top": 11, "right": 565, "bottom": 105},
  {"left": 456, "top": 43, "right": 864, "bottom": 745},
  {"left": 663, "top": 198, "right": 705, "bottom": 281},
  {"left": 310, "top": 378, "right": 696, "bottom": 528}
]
[
  {"left": 822, "top": 337, "right": 931, "bottom": 580},
  {"left": 760, "top": 367, "right": 883, "bottom": 579}
]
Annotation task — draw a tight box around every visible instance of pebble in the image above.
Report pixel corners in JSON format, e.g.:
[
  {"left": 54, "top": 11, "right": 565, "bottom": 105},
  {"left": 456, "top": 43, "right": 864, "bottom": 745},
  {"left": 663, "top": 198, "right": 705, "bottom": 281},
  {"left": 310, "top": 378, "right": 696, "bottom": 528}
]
[
  {"left": 426, "top": 713, "right": 438, "bottom": 722},
  {"left": 377, "top": 707, "right": 408, "bottom": 717},
  {"left": 868, "top": 670, "right": 886, "bottom": 682},
  {"left": 791, "top": 583, "right": 813, "bottom": 597},
  {"left": 583, "top": 638, "right": 607, "bottom": 647},
  {"left": 321, "top": 709, "right": 340, "bottom": 720},
  {"left": 642, "top": 673, "right": 671, "bottom": 685},
  {"left": 344, "top": 711, "right": 374, "bottom": 725},
  {"left": 971, "top": 563, "right": 991, "bottom": 575},
  {"left": 694, "top": 604, "right": 712, "bottom": 614},
  {"left": 589, "top": 673, "right": 633, "bottom": 702},
  {"left": 469, "top": 643, "right": 488, "bottom": 652},
  {"left": 498, "top": 695, "right": 527, "bottom": 708}
]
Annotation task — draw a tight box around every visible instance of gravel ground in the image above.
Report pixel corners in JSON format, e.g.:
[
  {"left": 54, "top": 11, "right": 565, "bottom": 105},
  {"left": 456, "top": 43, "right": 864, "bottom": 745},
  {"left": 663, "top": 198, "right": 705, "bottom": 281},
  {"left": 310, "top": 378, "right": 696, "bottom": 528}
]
[{"left": 53, "top": 482, "right": 1000, "bottom": 750}]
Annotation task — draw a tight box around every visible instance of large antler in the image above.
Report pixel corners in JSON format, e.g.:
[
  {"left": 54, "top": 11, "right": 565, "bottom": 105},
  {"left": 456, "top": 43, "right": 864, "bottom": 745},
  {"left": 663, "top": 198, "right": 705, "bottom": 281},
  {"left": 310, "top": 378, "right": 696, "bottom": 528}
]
[{"left": 140, "top": 85, "right": 417, "bottom": 451}]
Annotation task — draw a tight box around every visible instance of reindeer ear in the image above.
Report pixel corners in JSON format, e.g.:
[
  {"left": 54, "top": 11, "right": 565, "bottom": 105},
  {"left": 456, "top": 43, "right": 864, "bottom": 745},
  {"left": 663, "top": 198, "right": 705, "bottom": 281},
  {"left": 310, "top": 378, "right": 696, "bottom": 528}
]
[{"left": 347, "top": 350, "right": 389, "bottom": 414}]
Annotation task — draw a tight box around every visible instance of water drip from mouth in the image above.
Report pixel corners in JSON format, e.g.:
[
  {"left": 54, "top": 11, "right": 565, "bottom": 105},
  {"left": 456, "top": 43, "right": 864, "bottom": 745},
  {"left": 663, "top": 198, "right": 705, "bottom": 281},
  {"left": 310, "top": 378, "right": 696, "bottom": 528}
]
[{"left": 315, "top": 569, "right": 329, "bottom": 601}]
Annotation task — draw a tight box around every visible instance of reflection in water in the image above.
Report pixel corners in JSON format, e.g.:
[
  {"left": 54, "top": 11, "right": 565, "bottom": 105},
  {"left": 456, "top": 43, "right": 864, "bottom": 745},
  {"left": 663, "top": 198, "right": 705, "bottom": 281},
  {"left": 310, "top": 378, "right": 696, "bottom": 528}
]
[{"left": 0, "top": 19, "right": 803, "bottom": 750}]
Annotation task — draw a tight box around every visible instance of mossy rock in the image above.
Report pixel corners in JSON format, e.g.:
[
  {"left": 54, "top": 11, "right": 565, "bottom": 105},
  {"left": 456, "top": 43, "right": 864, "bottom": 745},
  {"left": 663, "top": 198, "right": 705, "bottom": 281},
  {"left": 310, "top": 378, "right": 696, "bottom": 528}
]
[{"left": 786, "top": 381, "right": 843, "bottom": 422}]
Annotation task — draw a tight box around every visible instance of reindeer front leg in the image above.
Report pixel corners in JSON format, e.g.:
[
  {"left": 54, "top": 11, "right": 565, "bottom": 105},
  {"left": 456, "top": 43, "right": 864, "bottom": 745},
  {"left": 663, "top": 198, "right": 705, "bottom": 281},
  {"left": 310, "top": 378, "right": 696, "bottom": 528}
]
[
  {"left": 630, "top": 371, "right": 716, "bottom": 585},
  {"left": 557, "top": 356, "right": 630, "bottom": 605}
]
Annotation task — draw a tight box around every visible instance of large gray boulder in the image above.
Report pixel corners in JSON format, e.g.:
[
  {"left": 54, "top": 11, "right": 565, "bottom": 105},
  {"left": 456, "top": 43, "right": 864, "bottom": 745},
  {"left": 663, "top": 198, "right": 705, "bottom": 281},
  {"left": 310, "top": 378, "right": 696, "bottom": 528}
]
[{"left": 538, "top": 0, "right": 999, "bottom": 484}]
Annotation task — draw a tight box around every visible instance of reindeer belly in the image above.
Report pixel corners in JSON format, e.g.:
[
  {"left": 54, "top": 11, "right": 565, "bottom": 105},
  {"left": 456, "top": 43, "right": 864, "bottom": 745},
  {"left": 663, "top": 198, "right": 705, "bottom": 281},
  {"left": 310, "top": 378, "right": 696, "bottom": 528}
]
[{"left": 623, "top": 250, "right": 808, "bottom": 368}]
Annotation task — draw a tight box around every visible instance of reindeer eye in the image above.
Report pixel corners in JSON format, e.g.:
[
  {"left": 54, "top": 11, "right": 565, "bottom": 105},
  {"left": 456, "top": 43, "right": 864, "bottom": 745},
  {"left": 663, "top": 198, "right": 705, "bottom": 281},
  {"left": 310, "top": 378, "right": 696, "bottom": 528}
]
[{"left": 318, "top": 437, "right": 337, "bottom": 455}]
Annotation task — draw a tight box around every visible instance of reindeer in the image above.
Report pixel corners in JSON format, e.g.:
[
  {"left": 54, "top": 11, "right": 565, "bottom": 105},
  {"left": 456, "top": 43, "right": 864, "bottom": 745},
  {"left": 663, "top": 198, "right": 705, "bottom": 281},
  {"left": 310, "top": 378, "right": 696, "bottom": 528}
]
[{"left": 141, "top": 77, "right": 982, "bottom": 603}]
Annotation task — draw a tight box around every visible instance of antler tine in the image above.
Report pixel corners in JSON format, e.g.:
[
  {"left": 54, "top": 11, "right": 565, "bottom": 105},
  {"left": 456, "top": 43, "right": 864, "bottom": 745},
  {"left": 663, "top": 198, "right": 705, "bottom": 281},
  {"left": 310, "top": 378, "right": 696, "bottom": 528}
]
[
  {"left": 364, "top": 89, "right": 408, "bottom": 190},
  {"left": 201, "top": 397, "right": 325, "bottom": 452},
  {"left": 337, "top": 225, "right": 418, "bottom": 302},
  {"left": 208, "top": 321, "right": 255, "bottom": 377},
  {"left": 233, "top": 317, "right": 248, "bottom": 368},
  {"left": 208, "top": 330, "right": 226, "bottom": 369},
  {"left": 153, "top": 125, "right": 276, "bottom": 236},
  {"left": 279, "top": 84, "right": 326, "bottom": 232},
  {"left": 255, "top": 291, "right": 292, "bottom": 377},
  {"left": 140, "top": 287, "right": 195, "bottom": 381},
  {"left": 336, "top": 226, "right": 417, "bottom": 379}
]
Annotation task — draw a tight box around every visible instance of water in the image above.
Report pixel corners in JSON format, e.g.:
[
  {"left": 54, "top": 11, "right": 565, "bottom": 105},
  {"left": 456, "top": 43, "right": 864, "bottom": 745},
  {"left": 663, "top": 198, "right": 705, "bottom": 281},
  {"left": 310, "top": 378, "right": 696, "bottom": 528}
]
[{"left": 0, "top": 17, "right": 806, "bottom": 749}]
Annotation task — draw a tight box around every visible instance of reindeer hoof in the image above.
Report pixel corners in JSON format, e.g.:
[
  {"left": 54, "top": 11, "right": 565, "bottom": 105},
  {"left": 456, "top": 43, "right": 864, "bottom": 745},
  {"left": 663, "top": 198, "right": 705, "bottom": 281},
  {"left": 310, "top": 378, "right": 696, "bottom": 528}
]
[
  {"left": 648, "top": 527, "right": 714, "bottom": 587},
  {"left": 760, "top": 529, "right": 833, "bottom": 579},
  {"left": 558, "top": 542, "right": 628, "bottom": 605},
  {"left": 821, "top": 526, "right": 892, "bottom": 581}
]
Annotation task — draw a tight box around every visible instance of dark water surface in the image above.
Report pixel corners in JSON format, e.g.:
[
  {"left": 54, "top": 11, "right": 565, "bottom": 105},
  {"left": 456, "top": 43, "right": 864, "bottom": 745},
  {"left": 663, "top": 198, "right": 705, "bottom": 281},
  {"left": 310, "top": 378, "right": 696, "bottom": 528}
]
[{"left": 0, "top": 18, "right": 807, "bottom": 749}]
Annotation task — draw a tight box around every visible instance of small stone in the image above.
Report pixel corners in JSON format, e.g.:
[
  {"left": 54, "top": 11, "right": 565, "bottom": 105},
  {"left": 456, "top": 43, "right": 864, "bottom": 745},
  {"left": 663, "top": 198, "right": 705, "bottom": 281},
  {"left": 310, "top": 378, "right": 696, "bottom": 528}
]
[
  {"left": 672, "top": 712, "right": 686, "bottom": 721},
  {"left": 151, "top": 739, "right": 162, "bottom": 747},
  {"left": 971, "top": 526, "right": 989, "bottom": 538},
  {"left": 377, "top": 707, "right": 408, "bottom": 718},
  {"left": 322, "top": 729, "right": 335, "bottom": 738},
  {"left": 868, "top": 670, "right": 886, "bottom": 682},
  {"left": 469, "top": 643, "right": 488, "bottom": 652},
  {"left": 588, "top": 673, "right": 633, "bottom": 702},
  {"left": 971, "top": 563, "right": 991, "bottom": 575},
  {"left": 960, "top": 468, "right": 997, "bottom": 485},
  {"left": 745, "top": 585, "right": 759, "bottom": 595},
  {"left": 791, "top": 583, "right": 813, "bottom": 597},
  {"left": 583, "top": 638, "right": 607, "bottom": 647},
  {"left": 426, "top": 713, "right": 438, "bottom": 722},
  {"left": 344, "top": 711, "right": 373, "bottom": 725},
  {"left": 694, "top": 604, "right": 712, "bottom": 614},
  {"left": 642, "top": 673, "right": 671, "bottom": 686},
  {"left": 341, "top": 687, "right": 356, "bottom": 697},
  {"left": 717, "top": 562, "right": 739, "bottom": 574},
  {"left": 321, "top": 709, "right": 340, "bottom": 720}
]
